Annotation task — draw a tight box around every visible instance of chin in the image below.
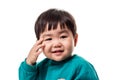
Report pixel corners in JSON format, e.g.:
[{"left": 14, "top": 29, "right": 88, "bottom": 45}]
[
  {"left": 53, "top": 59, "right": 63, "bottom": 62},
  {"left": 52, "top": 57, "right": 64, "bottom": 62}
]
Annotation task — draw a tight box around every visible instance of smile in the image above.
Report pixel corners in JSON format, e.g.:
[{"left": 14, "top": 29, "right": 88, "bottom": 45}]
[{"left": 52, "top": 50, "right": 64, "bottom": 56}]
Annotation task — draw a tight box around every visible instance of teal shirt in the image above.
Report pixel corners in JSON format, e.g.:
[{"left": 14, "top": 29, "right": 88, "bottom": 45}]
[{"left": 19, "top": 55, "right": 99, "bottom": 80}]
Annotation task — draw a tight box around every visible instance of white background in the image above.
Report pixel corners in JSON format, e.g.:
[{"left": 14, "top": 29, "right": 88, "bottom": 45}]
[{"left": 0, "top": 0, "right": 120, "bottom": 80}]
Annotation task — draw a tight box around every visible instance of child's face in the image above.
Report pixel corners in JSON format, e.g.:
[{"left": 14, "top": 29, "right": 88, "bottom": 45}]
[{"left": 40, "top": 24, "right": 78, "bottom": 61}]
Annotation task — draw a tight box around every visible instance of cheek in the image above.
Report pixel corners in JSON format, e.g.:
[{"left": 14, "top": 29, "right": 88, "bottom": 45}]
[
  {"left": 63, "top": 39, "right": 74, "bottom": 50},
  {"left": 43, "top": 42, "right": 51, "bottom": 52}
]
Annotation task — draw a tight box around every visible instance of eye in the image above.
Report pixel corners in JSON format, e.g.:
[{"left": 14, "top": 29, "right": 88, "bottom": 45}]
[
  {"left": 44, "top": 38, "right": 52, "bottom": 41},
  {"left": 60, "top": 35, "right": 68, "bottom": 39}
]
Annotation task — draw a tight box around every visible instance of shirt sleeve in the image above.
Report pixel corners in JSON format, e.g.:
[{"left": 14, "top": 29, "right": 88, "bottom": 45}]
[
  {"left": 18, "top": 59, "right": 38, "bottom": 80},
  {"left": 75, "top": 62, "right": 99, "bottom": 80}
]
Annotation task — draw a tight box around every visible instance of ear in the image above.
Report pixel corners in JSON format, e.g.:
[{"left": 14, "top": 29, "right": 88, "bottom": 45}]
[{"left": 74, "top": 33, "right": 78, "bottom": 47}]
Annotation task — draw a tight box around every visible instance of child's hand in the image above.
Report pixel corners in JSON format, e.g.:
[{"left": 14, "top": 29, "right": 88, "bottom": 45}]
[{"left": 26, "top": 38, "right": 44, "bottom": 65}]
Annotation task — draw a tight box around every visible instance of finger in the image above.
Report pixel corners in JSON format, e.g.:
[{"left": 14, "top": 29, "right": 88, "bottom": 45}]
[
  {"left": 36, "top": 45, "right": 44, "bottom": 55},
  {"left": 34, "top": 38, "right": 44, "bottom": 46},
  {"left": 36, "top": 49, "right": 43, "bottom": 55},
  {"left": 35, "top": 43, "right": 45, "bottom": 52},
  {"left": 37, "top": 38, "right": 44, "bottom": 44}
]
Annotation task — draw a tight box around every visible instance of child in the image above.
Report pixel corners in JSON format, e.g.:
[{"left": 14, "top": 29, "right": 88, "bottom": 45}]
[{"left": 19, "top": 8, "right": 99, "bottom": 80}]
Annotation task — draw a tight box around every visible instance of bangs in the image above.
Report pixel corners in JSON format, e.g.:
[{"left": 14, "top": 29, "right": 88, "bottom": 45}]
[
  {"left": 46, "top": 22, "right": 66, "bottom": 31},
  {"left": 35, "top": 9, "right": 76, "bottom": 40}
]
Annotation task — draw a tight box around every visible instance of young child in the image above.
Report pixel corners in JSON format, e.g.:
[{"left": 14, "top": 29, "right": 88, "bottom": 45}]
[{"left": 19, "top": 8, "right": 99, "bottom": 80}]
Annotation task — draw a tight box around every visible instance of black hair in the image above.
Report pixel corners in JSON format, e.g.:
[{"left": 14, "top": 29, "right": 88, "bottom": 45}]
[{"left": 35, "top": 8, "right": 77, "bottom": 40}]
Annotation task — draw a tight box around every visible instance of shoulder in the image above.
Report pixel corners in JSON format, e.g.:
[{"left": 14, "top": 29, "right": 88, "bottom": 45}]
[
  {"left": 71, "top": 54, "right": 94, "bottom": 70},
  {"left": 71, "top": 54, "right": 90, "bottom": 64},
  {"left": 71, "top": 55, "right": 99, "bottom": 79}
]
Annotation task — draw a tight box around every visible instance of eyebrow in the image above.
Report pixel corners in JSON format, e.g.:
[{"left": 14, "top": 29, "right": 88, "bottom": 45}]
[
  {"left": 59, "top": 30, "right": 69, "bottom": 34},
  {"left": 42, "top": 34, "right": 52, "bottom": 37}
]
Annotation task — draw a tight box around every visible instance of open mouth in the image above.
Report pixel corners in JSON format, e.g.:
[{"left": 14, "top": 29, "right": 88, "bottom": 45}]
[
  {"left": 52, "top": 50, "right": 64, "bottom": 55},
  {"left": 52, "top": 50, "right": 64, "bottom": 53}
]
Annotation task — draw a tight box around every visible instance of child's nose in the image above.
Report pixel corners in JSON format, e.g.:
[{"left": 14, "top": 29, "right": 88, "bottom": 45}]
[{"left": 53, "top": 40, "right": 62, "bottom": 48}]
